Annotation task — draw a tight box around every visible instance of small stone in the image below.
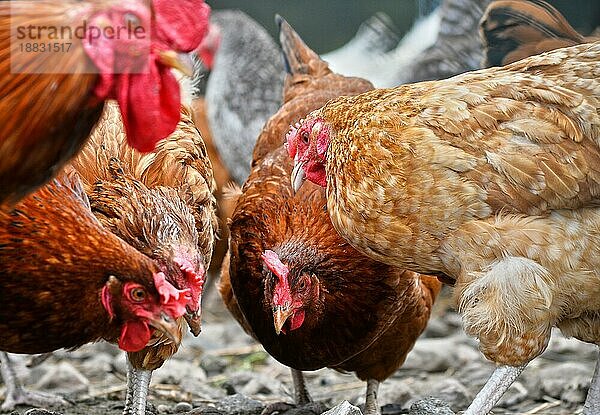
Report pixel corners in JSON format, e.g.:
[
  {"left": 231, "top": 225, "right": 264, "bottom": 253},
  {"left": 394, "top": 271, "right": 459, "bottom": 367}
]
[
  {"left": 408, "top": 397, "right": 455, "bottom": 415},
  {"left": 33, "top": 361, "right": 89, "bottom": 394},
  {"left": 180, "top": 377, "right": 227, "bottom": 399},
  {"left": 214, "top": 393, "right": 264, "bottom": 415},
  {"left": 378, "top": 380, "right": 418, "bottom": 407},
  {"left": 322, "top": 401, "right": 362, "bottom": 415},
  {"left": 200, "top": 355, "right": 228, "bottom": 376},
  {"left": 157, "top": 404, "right": 171, "bottom": 414},
  {"left": 187, "top": 407, "right": 225, "bottom": 415},
  {"left": 422, "top": 378, "right": 472, "bottom": 412},
  {"left": 153, "top": 359, "right": 207, "bottom": 385},
  {"left": 23, "top": 410, "right": 63, "bottom": 415},
  {"left": 534, "top": 362, "right": 592, "bottom": 401},
  {"left": 175, "top": 402, "right": 193, "bottom": 412}
]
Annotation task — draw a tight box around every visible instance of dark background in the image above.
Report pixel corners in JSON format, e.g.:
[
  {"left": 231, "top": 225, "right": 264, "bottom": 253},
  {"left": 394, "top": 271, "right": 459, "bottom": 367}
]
[{"left": 207, "top": 0, "right": 600, "bottom": 54}]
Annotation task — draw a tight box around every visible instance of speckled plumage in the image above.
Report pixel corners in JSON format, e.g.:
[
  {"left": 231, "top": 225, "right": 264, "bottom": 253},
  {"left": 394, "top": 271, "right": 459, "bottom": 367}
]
[
  {"left": 71, "top": 101, "right": 218, "bottom": 370},
  {"left": 481, "top": 0, "right": 597, "bottom": 67},
  {"left": 299, "top": 41, "right": 600, "bottom": 368}
]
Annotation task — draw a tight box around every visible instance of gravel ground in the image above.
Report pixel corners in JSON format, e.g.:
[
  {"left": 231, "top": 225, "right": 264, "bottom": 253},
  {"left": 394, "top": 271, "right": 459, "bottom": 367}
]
[{"left": 1, "top": 284, "right": 597, "bottom": 415}]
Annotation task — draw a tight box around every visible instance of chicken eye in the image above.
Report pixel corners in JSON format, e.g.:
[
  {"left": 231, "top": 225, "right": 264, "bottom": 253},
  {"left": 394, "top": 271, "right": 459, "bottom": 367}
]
[
  {"left": 129, "top": 287, "right": 146, "bottom": 302},
  {"left": 301, "top": 131, "right": 309, "bottom": 145},
  {"left": 297, "top": 277, "right": 308, "bottom": 292}
]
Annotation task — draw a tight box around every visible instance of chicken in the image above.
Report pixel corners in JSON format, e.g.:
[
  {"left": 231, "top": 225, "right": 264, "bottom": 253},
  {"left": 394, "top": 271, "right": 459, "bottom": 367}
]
[
  {"left": 481, "top": 0, "right": 597, "bottom": 67},
  {"left": 289, "top": 41, "right": 600, "bottom": 415},
  {"left": 0, "top": 0, "right": 210, "bottom": 205},
  {"left": 219, "top": 17, "right": 440, "bottom": 415},
  {"left": 189, "top": 96, "right": 235, "bottom": 279},
  {"left": 201, "top": 10, "right": 285, "bottom": 185},
  {"left": 395, "top": 0, "right": 491, "bottom": 84},
  {"left": 70, "top": 101, "right": 218, "bottom": 415},
  {"left": 0, "top": 168, "right": 188, "bottom": 409},
  {"left": 321, "top": 12, "right": 400, "bottom": 81}
]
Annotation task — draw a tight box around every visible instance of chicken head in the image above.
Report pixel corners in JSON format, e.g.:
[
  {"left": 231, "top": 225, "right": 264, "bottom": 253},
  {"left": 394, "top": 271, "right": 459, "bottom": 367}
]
[
  {"left": 287, "top": 116, "right": 331, "bottom": 190},
  {"left": 100, "top": 272, "right": 189, "bottom": 352}
]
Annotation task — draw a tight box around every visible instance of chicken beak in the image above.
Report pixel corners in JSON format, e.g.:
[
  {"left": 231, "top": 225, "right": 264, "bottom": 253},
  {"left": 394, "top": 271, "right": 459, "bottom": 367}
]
[
  {"left": 184, "top": 309, "right": 202, "bottom": 337},
  {"left": 158, "top": 50, "right": 194, "bottom": 77},
  {"left": 273, "top": 305, "right": 294, "bottom": 335},
  {"left": 291, "top": 160, "right": 307, "bottom": 194},
  {"left": 148, "top": 312, "right": 182, "bottom": 344}
]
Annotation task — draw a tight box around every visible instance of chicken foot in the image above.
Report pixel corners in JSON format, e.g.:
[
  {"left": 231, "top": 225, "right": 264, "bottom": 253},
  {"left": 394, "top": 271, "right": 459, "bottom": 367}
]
[
  {"left": 583, "top": 346, "right": 600, "bottom": 415},
  {"left": 260, "top": 369, "right": 326, "bottom": 415},
  {"left": 123, "top": 359, "right": 153, "bottom": 415},
  {"left": 0, "top": 352, "right": 70, "bottom": 411},
  {"left": 463, "top": 364, "right": 526, "bottom": 415}
]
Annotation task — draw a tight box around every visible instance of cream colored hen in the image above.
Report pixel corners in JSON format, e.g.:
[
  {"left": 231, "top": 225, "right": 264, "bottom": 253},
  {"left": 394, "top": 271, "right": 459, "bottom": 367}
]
[{"left": 288, "top": 41, "right": 600, "bottom": 414}]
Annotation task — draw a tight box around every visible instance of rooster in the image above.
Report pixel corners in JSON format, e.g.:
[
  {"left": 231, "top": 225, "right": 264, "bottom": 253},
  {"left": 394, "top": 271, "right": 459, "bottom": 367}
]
[
  {"left": 0, "top": 168, "right": 189, "bottom": 409},
  {"left": 289, "top": 41, "right": 600, "bottom": 415},
  {"left": 0, "top": 0, "right": 210, "bottom": 205},
  {"left": 219, "top": 17, "right": 440, "bottom": 415},
  {"left": 69, "top": 101, "right": 218, "bottom": 415},
  {"left": 481, "top": 0, "right": 598, "bottom": 67}
]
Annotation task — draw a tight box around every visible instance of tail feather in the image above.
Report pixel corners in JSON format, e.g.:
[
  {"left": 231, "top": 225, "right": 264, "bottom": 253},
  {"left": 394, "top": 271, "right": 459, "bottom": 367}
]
[{"left": 480, "top": 0, "right": 586, "bottom": 67}]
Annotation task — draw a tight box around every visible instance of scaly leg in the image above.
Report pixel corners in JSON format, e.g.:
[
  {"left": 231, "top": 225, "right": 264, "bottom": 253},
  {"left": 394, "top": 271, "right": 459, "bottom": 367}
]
[
  {"left": 364, "top": 379, "right": 380, "bottom": 415},
  {"left": 463, "top": 364, "right": 526, "bottom": 415},
  {"left": 583, "top": 346, "right": 600, "bottom": 415},
  {"left": 0, "top": 352, "right": 70, "bottom": 411},
  {"left": 291, "top": 368, "right": 311, "bottom": 405},
  {"left": 123, "top": 359, "right": 153, "bottom": 415}
]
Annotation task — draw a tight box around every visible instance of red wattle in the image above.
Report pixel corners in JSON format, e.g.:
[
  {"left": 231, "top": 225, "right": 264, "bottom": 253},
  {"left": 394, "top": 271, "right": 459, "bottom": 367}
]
[
  {"left": 116, "top": 58, "right": 181, "bottom": 152},
  {"left": 118, "top": 320, "right": 152, "bottom": 352}
]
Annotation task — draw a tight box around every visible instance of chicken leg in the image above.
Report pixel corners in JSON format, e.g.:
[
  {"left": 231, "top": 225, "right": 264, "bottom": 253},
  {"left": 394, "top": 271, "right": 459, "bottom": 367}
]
[
  {"left": 364, "top": 379, "right": 380, "bottom": 415},
  {"left": 123, "top": 359, "right": 153, "bottom": 415},
  {"left": 463, "top": 364, "right": 526, "bottom": 415},
  {"left": 261, "top": 369, "right": 326, "bottom": 415},
  {"left": 583, "top": 346, "right": 600, "bottom": 415},
  {"left": 0, "top": 352, "right": 70, "bottom": 411}
]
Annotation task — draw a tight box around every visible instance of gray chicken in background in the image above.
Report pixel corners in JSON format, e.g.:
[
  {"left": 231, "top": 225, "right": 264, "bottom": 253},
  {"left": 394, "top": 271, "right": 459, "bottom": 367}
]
[
  {"left": 321, "top": 12, "right": 400, "bottom": 81},
  {"left": 396, "top": 0, "right": 492, "bottom": 84},
  {"left": 203, "top": 10, "right": 285, "bottom": 185}
]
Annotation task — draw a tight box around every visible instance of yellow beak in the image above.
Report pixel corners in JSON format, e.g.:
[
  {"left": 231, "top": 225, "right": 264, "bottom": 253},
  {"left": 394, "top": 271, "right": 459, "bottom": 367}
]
[
  {"left": 148, "top": 312, "right": 182, "bottom": 345},
  {"left": 273, "top": 305, "right": 294, "bottom": 335},
  {"left": 291, "top": 160, "right": 306, "bottom": 195},
  {"left": 158, "top": 50, "right": 194, "bottom": 77}
]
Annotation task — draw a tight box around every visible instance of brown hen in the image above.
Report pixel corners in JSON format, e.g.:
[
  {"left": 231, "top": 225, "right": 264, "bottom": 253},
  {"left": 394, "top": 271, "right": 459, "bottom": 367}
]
[
  {"left": 0, "top": 168, "right": 187, "bottom": 410},
  {"left": 219, "top": 17, "right": 440, "bottom": 415},
  {"left": 70, "top": 102, "right": 218, "bottom": 415},
  {"left": 290, "top": 41, "right": 600, "bottom": 415},
  {"left": 0, "top": 0, "right": 210, "bottom": 205}
]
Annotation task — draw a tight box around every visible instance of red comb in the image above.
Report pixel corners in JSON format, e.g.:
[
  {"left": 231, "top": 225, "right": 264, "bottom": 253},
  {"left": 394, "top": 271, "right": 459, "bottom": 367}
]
[
  {"left": 261, "top": 250, "right": 293, "bottom": 307},
  {"left": 153, "top": 272, "right": 191, "bottom": 318},
  {"left": 153, "top": 0, "right": 211, "bottom": 52},
  {"left": 261, "top": 250, "right": 289, "bottom": 283}
]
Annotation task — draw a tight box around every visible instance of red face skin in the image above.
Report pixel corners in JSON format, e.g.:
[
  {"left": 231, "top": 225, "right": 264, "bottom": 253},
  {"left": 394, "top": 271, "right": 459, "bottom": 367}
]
[
  {"left": 101, "top": 272, "right": 190, "bottom": 352},
  {"left": 83, "top": 0, "right": 211, "bottom": 152},
  {"left": 261, "top": 250, "right": 310, "bottom": 334},
  {"left": 196, "top": 22, "right": 222, "bottom": 70},
  {"left": 286, "top": 116, "right": 330, "bottom": 188},
  {"left": 173, "top": 255, "right": 205, "bottom": 317}
]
